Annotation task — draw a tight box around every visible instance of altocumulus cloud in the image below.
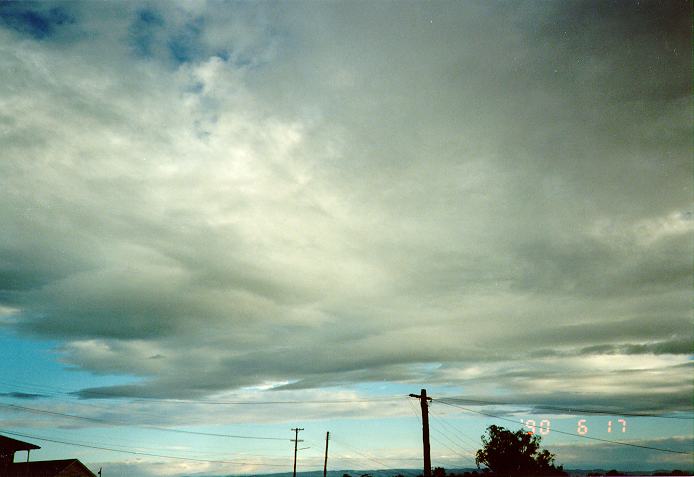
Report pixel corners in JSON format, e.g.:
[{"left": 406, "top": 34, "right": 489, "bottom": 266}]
[{"left": 0, "top": 1, "right": 691, "bottom": 411}]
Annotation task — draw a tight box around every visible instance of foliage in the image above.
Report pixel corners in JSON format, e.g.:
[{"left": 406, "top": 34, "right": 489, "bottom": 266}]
[
  {"left": 475, "top": 425, "right": 567, "bottom": 476},
  {"left": 433, "top": 467, "right": 447, "bottom": 477},
  {"left": 434, "top": 467, "right": 482, "bottom": 477}
]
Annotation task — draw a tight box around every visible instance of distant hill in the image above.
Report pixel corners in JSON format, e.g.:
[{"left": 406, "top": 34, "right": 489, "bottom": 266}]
[
  {"left": 186, "top": 468, "right": 694, "bottom": 477},
  {"left": 187, "top": 469, "right": 461, "bottom": 477},
  {"left": 187, "top": 470, "right": 413, "bottom": 477}
]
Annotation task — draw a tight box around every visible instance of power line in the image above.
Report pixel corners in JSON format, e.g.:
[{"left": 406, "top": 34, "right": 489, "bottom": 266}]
[
  {"left": 0, "top": 429, "right": 289, "bottom": 466},
  {"left": 408, "top": 398, "right": 475, "bottom": 467},
  {"left": 406, "top": 397, "right": 422, "bottom": 425},
  {"left": 435, "top": 396, "right": 694, "bottom": 420},
  {"left": 5, "top": 379, "right": 691, "bottom": 418},
  {"left": 0, "top": 402, "right": 287, "bottom": 440},
  {"left": 0, "top": 380, "right": 400, "bottom": 405},
  {"left": 1, "top": 387, "right": 409, "bottom": 438},
  {"left": 88, "top": 396, "right": 403, "bottom": 405},
  {"left": 2, "top": 429, "right": 284, "bottom": 461},
  {"left": 428, "top": 431, "right": 475, "bottom": 465},
  {"left": 432, "top": 414, "right": 482, "bottom": 455},
  {"left": 433, "top": 399, "right": 693, "bottom": 456},
  {"left": 0, "top": 430, "right": 262, "bottom": 459},
  {"left": 428, "top": 409, "right": 482, "bottom": 449},
  {"left": 428, "top": 413, "right": 479, "bottom": 455},
  {"left": 407, "top": 394, "right": 476, "bottom": 470},
  {"left": 329, "top": 435, "right": 420, "bottom": 477},
  {"left": 322, "top": 456, "right": 425, "bottom": 462}
]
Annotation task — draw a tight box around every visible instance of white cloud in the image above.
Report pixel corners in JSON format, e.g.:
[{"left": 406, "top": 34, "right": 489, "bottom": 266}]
[{"left": 0, "top": 0, "right": 690, "bottom": 419}]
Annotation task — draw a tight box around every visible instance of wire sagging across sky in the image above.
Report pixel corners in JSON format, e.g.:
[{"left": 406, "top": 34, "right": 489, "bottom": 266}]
[
  {"left": 0, "top": 429, "right": 290, "bottom": 467},
  {"left": 433, "top": 399, "right": 694, "bottom": 456},
  {"left": 0, "top": 402, "right": 287, "bottom": 441},
  {"left": 435, "top": 396, "right": 694, "bottom": 420}
]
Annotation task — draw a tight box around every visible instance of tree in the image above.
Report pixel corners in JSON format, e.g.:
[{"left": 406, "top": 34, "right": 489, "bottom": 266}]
[{"left": 475, "top": 425, "right": 566, "bottom": 476}]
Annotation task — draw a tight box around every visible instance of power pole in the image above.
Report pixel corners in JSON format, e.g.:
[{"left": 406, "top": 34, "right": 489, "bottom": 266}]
[
  {"left": 409, "top": 389, "right": 432, "bottom": 477},
  {"left": 323, "top": 431, "right": 330, "bottom": 477},
  {"left": 291, "top": 427, "right": 304, "bottom": 477}
]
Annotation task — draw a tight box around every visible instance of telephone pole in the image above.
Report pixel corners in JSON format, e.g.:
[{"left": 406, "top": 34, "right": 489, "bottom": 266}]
[
  {"left": 323, "top": 431, "right": 330, "bottom": 477},
  {"left": 409, "top": 389, "right": 432, "bottom": 477},
  {"left": 291, "top": 427, "right": 304, "bottom": 477}
]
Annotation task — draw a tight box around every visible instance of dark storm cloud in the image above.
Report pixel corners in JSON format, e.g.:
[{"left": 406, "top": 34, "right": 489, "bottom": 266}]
[
  {"left": 0, "top": 392, "right": 47, "bottom": 400},
  {"left": 0, "top": 0, "right": 690, "bottom": 406},
  {"left": 530, "top": 315, "right": 692, "bottom": 347},
  {"left": 578, "top": 338, "right": 693, "bottom": 356},
  {"left": 436, "top": 360, "right": 694, "bottom": 415}
]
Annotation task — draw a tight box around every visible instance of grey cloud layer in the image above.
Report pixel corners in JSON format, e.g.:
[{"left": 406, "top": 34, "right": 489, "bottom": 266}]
[{"left": 0, "top": 1, "right": 691, "bottom": 406}]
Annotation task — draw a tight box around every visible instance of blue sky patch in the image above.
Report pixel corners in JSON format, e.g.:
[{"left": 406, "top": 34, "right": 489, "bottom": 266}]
[
  {"left": 0, "top": 3, "right": 75, "bottom": 40},
  {"left": 128, "top": 8, "right": 165, "bottom": 58},
  {"left": 129, "top": 9, "right": 211, "bottom": 65},
  {"left": 167, "top": 17, "right": 205, "bottom": 64}
]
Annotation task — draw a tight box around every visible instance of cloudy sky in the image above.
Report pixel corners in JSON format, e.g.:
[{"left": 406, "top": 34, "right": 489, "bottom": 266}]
[{"left": 0, "top": 1, "right": 692, "bottom": 476}]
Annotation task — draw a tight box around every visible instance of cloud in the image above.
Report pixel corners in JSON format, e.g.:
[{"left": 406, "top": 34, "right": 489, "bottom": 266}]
[
  {"left": 0, "top": 0, "right": 691, "bottom": 415},
  {"left": 548, "top": 435, "right": 694, "bottom": 471},
  {"left": 431, "top": 356, "right": 692, "bottom": 415},
  {"left": 1, "top": 389, "right": 410, "bottom": 428},
  {"left": 0, "top": 392, "right": 47, "bottom": 400}
]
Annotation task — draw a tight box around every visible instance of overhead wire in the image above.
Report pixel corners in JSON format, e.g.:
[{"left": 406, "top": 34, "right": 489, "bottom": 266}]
[
  {"left": 0, "top": 395, "right": 436, "bottom": 472},
  {"left": 5, "top": 382, "right": 690, "bottom": 465},
  {"left": 435, "top": 396, "right": 694, "bottom": 420},
  {"left": 428, "top": 414, "right": 478, "bottom": 456},
  {"left": 329, "top": 434, "right": 420, "bottom": 477},
  {"left": 428, "top": 432, "right": 474, "bottom": 466},
  {"left": 0, "top": 428, "right": 248, "bottom": 459},
  {"left": 0, "top": 386, "right": 407, "bottom": 442},
  {"left": 426, "top": 410, "right": 477, "bottom": 467},
  {"left": 406, "top": 397, "right": 422, "bottom": 425},
  {"left": 405, "top": 395, "right": 473, "bottom": 470},
  {"left": 0, "top": 429, "right": 290, "bottom": 466},
  {"left": 428, "top": 408, "right": 482, "bottom": 449},
  {"left": 0, "top": 379, "right": 400, "bottom": 405},
  {"left": 1, "top": 393, "right": 424, "bottom": 472},
  {"left": 5, "top": 378, "right": 690, "bottom": 417},
  {"left": 433, "top": 398, "right": 693, "bottom": 455},
  {"left": 0, "top": 402, "right": 287, "bottom": 441}
]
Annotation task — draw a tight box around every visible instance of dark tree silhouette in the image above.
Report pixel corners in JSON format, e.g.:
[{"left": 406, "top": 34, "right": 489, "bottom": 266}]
[
  {"left": 433, "top": 467, "right": 446, "bottom": 477},
  {"left": 475, "top": 425, "right": 567, "bottom": 476}
]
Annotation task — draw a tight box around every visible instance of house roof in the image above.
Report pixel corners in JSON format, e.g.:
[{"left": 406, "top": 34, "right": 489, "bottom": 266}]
[
  {"left": 0, "top": 434, "right": 41, "bottom": 452},
  {"left": 8, "top": 458, "right": 97, "bottom": 477}
]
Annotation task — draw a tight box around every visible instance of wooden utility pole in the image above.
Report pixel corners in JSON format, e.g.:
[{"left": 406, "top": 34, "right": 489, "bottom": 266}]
[
  {"left": 291, "top": 427, "right": 304, "bottom": 477},
  {"left": 323, "top": 431, "right": 330, "bottom": 477},
  {"left": 409, "top": 389, "right": 432, "bottom": 477}
]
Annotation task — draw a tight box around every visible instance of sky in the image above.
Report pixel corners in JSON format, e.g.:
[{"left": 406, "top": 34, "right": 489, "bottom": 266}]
[{"left": 0, "top": 1, "right": 692, "bottom": 476}]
